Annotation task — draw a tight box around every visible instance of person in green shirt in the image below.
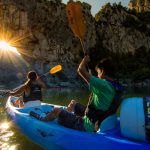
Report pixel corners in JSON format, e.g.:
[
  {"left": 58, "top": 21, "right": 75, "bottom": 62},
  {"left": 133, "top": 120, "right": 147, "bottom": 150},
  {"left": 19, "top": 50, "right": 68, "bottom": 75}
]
[{"left": 30, "top": 55, "right": 116, "bottom": 132}]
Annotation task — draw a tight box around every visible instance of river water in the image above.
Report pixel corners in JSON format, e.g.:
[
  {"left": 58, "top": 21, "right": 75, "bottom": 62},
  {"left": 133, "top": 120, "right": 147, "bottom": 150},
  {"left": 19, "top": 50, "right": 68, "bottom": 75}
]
[{"left": 0, "top": 88, "right": 149, "bottom": 150}]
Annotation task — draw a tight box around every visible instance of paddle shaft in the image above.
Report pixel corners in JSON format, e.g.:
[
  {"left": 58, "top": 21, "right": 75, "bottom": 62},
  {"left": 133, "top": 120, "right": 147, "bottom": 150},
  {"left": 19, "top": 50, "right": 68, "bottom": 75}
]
[
  {"left": 39, "top": 72, "right": 49, "bottom": 78},
  {"left": 0, "top": 84, "right": 24, "bottom": 97},
  {"left": 80, "top": 38, "right": 86, "bottom": 55}
]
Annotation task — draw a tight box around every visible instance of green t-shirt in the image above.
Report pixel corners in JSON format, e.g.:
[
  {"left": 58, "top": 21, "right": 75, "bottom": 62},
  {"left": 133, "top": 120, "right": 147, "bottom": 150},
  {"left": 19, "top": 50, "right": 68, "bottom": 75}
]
[{"left": 83, "top": 76, "right": 115, "bottom": 132}]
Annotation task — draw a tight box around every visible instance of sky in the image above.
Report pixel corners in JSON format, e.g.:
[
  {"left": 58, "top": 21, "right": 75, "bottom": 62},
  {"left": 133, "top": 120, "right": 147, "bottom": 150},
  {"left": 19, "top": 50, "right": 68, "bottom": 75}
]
[{"left": 62, "top": 0, "right": 130, "bottom": 16}]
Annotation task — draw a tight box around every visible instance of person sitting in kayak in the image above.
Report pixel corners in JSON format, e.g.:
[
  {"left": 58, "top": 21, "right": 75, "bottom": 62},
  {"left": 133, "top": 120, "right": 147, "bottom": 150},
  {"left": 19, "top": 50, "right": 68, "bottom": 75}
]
[
  {"left": 30, "top": 56, "right": 123, "bottom": 132},
  {"left": 9, "top": 71, "right": 46, "bottom": 108}
]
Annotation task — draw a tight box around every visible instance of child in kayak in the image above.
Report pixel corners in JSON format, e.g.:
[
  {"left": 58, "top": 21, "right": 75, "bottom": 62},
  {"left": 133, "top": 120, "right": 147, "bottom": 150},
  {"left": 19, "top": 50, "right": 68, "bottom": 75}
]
[
  {"left": 30, "top": 56, "right": 122, "bottom": 132},
  {"left": 9, "top": 71, "right": 46, "bottom": 108}
]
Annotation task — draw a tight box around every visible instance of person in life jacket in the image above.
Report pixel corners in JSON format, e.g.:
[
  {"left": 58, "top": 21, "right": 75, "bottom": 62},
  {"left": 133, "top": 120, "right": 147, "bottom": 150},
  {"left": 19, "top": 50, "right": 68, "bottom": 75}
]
[
  {"left": 9, "top": 71, "right": 47, "bottom": 108},
  {"left": 30, "top": 56, "right": 123, "bottom": 132}
]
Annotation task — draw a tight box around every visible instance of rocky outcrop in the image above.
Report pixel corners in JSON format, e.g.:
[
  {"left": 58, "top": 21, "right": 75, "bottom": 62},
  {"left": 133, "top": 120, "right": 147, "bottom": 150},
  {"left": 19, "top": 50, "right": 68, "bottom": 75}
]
[
  {"left": 129, "top": 0, "right": 150, "bottom": 12},
  {"left": 0, "top": 0, "right": 150, "bottom": 88},
  {"left": 94, "top": 3, "right": 150, "bottom": 81},
  {"left": 95, "top": 3, "right": 150, "bottom": 54},
  {"left": 0, "top": 0, "right": 96, "bottom": 88}
]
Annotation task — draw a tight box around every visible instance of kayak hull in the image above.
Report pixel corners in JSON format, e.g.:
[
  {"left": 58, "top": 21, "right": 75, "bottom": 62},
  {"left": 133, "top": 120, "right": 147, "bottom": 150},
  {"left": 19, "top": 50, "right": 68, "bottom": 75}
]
[{"left": 6, "top": 96, "right": 150, "bottom": 150}]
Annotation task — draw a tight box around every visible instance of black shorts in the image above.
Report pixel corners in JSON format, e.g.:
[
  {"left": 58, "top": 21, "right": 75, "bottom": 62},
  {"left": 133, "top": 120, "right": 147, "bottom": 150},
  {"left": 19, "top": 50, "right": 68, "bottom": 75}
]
[{"left": 57, "top": 103, "right": 86, "bottom": 131}]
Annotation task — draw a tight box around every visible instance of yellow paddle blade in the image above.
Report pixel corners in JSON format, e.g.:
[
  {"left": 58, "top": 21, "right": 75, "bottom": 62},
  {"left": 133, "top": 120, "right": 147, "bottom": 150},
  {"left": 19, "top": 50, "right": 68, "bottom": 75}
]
[
  {"left": 66, "top": 2, "right": 86, "bottom": 41},
  {"left": 49, "top": 65, "right": 62, "bottom": 74}
]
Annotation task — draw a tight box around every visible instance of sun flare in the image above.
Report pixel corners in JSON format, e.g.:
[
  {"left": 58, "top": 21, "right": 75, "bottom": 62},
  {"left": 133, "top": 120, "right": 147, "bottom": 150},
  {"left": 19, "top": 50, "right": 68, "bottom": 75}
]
[{"left": 0, "top": 41, "right": 21, "bottom": 56}]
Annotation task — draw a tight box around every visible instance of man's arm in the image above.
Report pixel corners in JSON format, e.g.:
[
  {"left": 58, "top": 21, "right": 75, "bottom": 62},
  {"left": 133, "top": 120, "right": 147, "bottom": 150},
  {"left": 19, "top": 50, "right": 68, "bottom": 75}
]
[{"left": 77, "top": 55, "right": 91, "bottom": 84}]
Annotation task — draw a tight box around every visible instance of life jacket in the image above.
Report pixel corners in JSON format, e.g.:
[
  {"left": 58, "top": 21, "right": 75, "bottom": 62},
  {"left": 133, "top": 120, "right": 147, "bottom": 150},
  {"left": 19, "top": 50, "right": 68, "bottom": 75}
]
[
  {"left": 23, "top": 83, "right": 42, "bottom": 102},
  {"left": 85, "top": 80, "right": 124, "bottom": 130},
  {"left": 143, "top": 97, "right": 150, "bottom": 142}
]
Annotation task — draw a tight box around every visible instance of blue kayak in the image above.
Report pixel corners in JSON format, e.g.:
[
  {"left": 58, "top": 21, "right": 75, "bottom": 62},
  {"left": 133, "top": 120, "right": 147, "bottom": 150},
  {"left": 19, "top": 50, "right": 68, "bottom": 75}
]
[{"left": 6, "top": 96, "right": 150, "bottom": 150}]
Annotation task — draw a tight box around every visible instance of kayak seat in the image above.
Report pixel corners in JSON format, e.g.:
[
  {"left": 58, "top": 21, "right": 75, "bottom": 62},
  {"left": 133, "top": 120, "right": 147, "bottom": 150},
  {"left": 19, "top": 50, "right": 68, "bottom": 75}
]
[
  {"left": 97, "top": 114, "right": 118, "bottom": 133},
  {"left": 24, "top": 100, "right": 41, "bottom": 108}
]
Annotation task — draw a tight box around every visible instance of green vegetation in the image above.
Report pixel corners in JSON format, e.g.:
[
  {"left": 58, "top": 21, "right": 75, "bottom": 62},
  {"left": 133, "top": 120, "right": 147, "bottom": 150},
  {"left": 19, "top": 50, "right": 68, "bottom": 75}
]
[{"left": 95, "top": 2, "right": 128, "bottom": 22}]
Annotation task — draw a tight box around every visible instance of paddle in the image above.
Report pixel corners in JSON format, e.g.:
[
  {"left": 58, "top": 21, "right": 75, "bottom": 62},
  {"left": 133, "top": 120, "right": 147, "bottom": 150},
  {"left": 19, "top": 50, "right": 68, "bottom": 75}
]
[
  {"left": 0, "top": 65, "right": 62, "bottom": 97},
  {"left": 40, "top": 65, "right": 62, "bottom": 77},
  {"left": 66, "top": 2, "right": 86, "bottom": 55}
]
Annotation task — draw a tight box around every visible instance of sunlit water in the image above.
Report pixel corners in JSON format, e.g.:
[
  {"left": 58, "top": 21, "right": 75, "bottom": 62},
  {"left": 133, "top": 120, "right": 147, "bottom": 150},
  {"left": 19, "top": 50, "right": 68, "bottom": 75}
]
[{"left": 0, "top": 88, "right": 150, "bottom": 150}]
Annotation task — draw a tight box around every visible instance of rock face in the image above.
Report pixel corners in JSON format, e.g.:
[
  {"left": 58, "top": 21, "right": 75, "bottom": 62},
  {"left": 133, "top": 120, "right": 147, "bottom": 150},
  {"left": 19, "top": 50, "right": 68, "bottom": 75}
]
[
  {"left": 129, "top": 0, "right": 150, "bottom": 12},
  {"left": 94, "top": 3, "right": 150, "bottom": 81},
  {"left": 0, "top": 0, "right": 150, "bottom": 88},
  {"left": 95, "top": 3, "right": 150, "bottom": 54},
  {"left": 0, "top": 0, "right": 96, "bottom": 88}
]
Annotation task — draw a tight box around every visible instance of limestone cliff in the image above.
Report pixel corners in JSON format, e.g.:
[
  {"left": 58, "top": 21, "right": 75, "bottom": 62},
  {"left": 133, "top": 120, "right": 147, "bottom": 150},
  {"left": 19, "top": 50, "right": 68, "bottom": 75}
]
[
  {"left": 0, "top": 0, "right": 150, "bottom": 88},
  {"left": 94, "top": 3, "right": 150, "bottom": 81},
  {"left": 0, "top": 0, "right": 96, "bottom": 88},
  {"left": 129, "top": 0, "right": 150, "bottom": 12},
  {"left": 95, "top": 3, "right": 150, "bottom": 54}
]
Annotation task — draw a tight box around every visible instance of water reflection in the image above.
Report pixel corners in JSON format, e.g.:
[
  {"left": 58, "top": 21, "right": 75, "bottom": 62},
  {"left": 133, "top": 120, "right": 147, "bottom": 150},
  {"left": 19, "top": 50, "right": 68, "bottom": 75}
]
[
  {"left": 9, "top": 145, "right": 16, "bottom": 150},
  {"left": 0, "top": 122, "right": 10, "bottom": 130},
  {"left": 44, "top": 88, "right": 90, "bottom": 106},
  {"left": 1, "top": 143, "right": 16, "bottom": 150},
  {"left": 0, "top": 100, "right": 43, "bottom": 150},
  {"left": 0, "top": 122, "right": 15, "bottom": 150}
]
